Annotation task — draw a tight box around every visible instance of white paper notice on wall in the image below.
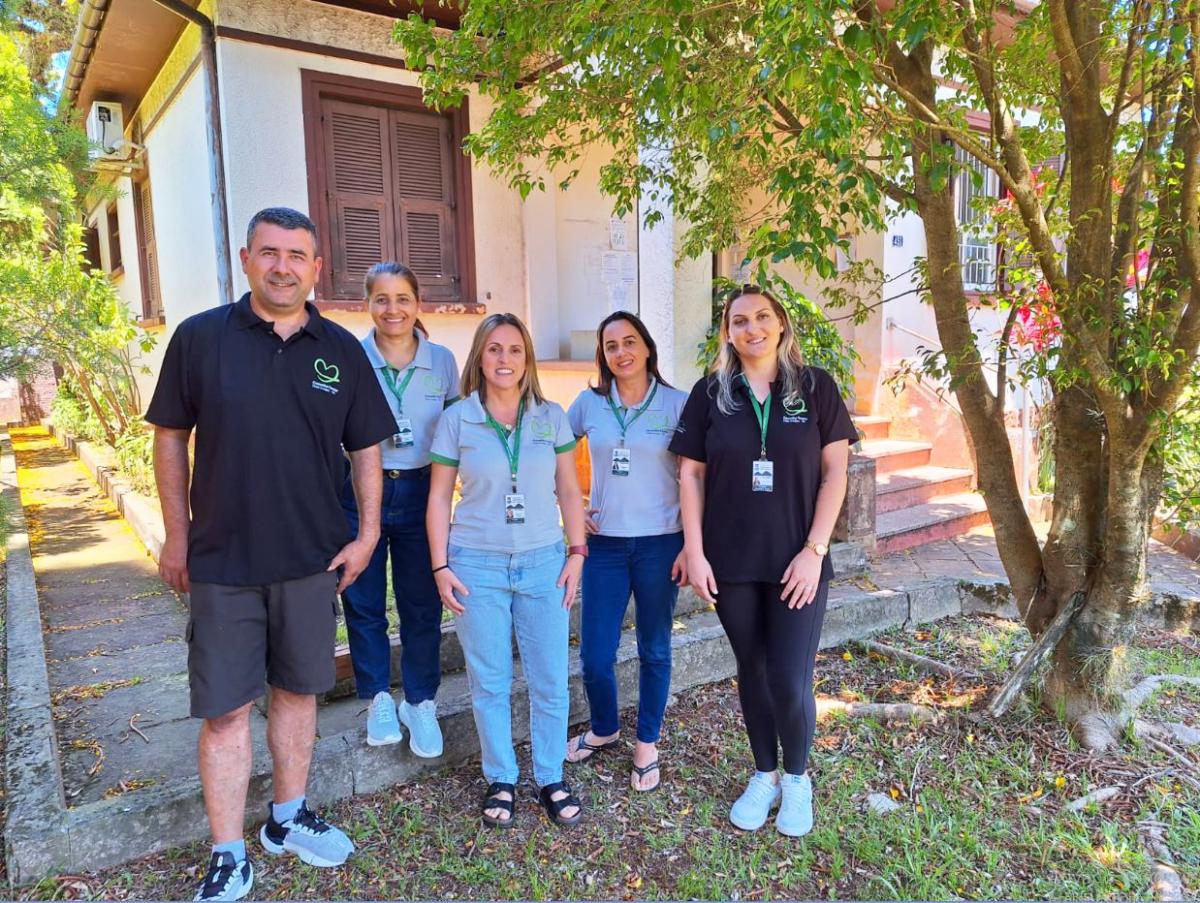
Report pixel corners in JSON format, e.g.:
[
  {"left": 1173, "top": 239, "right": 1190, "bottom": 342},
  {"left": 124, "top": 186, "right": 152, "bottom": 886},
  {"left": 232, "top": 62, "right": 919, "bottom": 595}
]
[
  {"left": 607, "top": 282, "right": 631, "bottom": 313},
  {"left": 620, "top": 253, "right": 637, "bottom": 284},
  {"left": 609, "top": 217, "right": 629, "bottom": 251},
  {"left": 601, "top": 252, "right": 622, "bottom": 285}
]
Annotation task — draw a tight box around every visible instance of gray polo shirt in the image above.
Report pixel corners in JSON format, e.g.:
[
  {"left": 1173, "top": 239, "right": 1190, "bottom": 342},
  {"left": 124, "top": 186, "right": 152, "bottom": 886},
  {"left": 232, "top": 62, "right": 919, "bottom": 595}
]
[
  {"left": 568, "top": 379, "right": 687, "bottom": 537},
  {"left": 363, "top": 330, "right": 460, "bottom": 469},
  {"left": 430, "top": 391, "right": 577, "bottom": 552}
]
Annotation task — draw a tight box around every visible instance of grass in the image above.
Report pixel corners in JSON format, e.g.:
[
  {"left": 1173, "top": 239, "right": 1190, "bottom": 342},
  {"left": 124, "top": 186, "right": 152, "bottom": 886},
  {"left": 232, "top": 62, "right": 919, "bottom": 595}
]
[
  {"left": 12, "top": 614, "right": 1200, "bottom": 901},
  {"left": 0, "top": 487, "right": 12, "bottom": 558}
]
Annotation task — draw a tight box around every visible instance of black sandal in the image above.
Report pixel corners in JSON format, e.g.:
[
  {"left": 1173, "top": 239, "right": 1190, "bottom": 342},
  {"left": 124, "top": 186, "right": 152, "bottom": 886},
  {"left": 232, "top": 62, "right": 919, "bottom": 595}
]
[
  {"left": 630, "top": 760, "right": 661, "bottom": 793},
  {"left": 537, "top": 781, "right": 582, "bottom": 827},
  {"left": 481, "top": 781, "right": 515, "bottom": 828},
  {"left": 566, "top": 732, "right": 620, "bottom": 763}
]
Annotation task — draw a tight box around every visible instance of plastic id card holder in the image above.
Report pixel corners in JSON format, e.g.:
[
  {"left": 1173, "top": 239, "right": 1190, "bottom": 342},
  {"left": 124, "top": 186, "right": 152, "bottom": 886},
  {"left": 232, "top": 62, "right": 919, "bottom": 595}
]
[
  {"left": 505, "top": 493, "right": 526, "bottom": 525},
  {"left": 611, "top": 447, "right": 631, "bottom": 476},
  {"left": 392, "top": 418, "right": 415, "bottom": 448},
  {"left": 751, "top": 459, "right": 774, "bottom": 493}
]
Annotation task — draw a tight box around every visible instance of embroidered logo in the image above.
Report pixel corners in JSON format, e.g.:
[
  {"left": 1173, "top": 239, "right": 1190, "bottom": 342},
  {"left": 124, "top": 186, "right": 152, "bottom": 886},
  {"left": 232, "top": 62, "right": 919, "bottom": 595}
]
[
  {"left": 644, "top": 412, "right": 675, "bottom": 434},
  {"left": 423, "top": 373, "right": 447, "bottom": 398},
  {"left": 312, "top": 358, "right": 340, "bottom": 395},
  {"left": 313, "top": 359, "right": 340, "bottom": 384},
  {"left": 529, "top": 417, "right": 554, "bottom": 443},
  {"left": 782, "top": 397, "right": 808, "bottom": 423}
]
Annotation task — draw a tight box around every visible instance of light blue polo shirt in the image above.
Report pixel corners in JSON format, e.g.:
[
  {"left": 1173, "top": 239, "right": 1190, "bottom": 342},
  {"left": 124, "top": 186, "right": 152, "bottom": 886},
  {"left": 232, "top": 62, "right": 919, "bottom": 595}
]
[
  {"left": 363, "top": 330, "right": 460, "bottom": 469},
  {"left": 430, "top": 391, "right": 577, "bottom": 552},
  {"left": 568, "top": 379, "right": 687, "bottom": 537}
]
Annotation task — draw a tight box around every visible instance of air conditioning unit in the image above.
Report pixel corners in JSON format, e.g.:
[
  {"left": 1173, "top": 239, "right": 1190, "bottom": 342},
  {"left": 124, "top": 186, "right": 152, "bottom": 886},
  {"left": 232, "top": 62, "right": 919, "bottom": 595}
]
[{"left": 86, "top": 101, "right": 125, "bottom": 158}]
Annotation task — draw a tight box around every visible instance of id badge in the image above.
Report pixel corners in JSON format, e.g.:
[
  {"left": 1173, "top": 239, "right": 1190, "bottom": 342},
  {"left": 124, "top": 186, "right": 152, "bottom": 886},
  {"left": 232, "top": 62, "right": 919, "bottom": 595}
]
[
  {"left": 752, "top": 459, "right": 774, "bottom": 493},
  {"left": 611, "top": 447, "right": 631, "bottom": 477},
  {"left": 392, "top": 418, "right": 415, "bottom": 449},
  {"left": 505, "top": 493, "right": 526, "bottom": 525}
]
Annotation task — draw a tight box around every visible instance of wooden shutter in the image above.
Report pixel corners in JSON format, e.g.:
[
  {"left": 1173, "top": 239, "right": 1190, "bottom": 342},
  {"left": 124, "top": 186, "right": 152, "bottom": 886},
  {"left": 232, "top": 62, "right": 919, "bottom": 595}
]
[
  {"left": 137, "top": 181, "right": 163, "bottom": 318},
  {"left": 321, "top": 99, "right": 395, "bottom": 298},
  {"left": 391, "top": 110, "right": 460, "bottom": 303}
]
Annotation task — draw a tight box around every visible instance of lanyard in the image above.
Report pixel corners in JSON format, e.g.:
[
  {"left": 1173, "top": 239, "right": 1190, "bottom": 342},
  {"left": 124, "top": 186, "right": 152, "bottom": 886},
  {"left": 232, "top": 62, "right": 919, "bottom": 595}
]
[
  {"left": 382, "top": 366, "right": 417, "bottom": 414},
  {"left": 606, "top": 380, "right": 658, "bottom": 444},
  {"left": 744, "top": 375, "right": 771, "bottom": 458},
  {"left": 485, "top": 399, "right": 525, "bottom": 492}
]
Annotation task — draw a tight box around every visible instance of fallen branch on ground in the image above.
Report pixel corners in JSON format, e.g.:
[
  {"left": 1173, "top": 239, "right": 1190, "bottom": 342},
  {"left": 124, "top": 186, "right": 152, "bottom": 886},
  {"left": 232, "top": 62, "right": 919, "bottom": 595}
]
[
  {"left": 1063, "top": 785, "right": 1121, "bottom": 813},
  {"left": 1140, "top": 822, "right": 1185, "bottom": 902},
  {"left": 854, "top": 639, "right": 982, "bottom": 681},
  {"left": 816, "top": 697, "right": 939, "bottom": 722},
  {"left": 985, "top": 591, "right": 1086, "bottom": 719},
  {"left": 1141, "top": 737, "right": 1200, "bottom": 792}
]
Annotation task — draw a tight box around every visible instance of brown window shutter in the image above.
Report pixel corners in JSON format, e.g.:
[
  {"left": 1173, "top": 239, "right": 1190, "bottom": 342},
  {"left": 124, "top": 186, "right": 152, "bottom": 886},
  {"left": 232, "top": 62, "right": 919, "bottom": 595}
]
[
  {"left": 321, "top": 99, "right": 396, "bottom": 299},
  {"left": 139, "top": 182, "right": 163, "bottom": 318},
  {"left": 391, "top": 110, "right": 460, "bottom": 304}
]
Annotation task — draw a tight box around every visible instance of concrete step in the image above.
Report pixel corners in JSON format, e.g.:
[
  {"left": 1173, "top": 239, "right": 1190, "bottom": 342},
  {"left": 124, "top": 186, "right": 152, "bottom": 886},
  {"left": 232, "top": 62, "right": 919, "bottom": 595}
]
[
  {"left": 876, "top": 492, "right": 990, "bottom": 554},
  {"left": 856, "top": 438, "right": 933, "bottom": 474},
  {"left": 851, "top": 414, "right": 891, "bottom": 441},
  {"left": 330, "top": 542, "right": 869, "bottom": 697},
  {"left": 875, "top": 465, "right": 976, "bottom": 514},
  {"left": 51, "top": 578, "right": 986, "bottom": 877}
]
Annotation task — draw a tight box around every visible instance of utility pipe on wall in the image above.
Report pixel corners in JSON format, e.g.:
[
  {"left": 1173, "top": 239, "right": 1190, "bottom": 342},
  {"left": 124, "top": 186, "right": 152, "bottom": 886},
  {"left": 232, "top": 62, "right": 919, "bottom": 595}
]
[{"left": 148, "top": 0, "right": 234, "bottom": 306}]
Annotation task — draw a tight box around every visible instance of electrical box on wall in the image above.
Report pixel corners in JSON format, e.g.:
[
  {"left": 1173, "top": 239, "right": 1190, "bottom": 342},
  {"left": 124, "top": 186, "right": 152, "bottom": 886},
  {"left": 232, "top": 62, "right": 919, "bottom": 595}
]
[{"left": 86, "top": 102, "right": 125, "bottom": 158}]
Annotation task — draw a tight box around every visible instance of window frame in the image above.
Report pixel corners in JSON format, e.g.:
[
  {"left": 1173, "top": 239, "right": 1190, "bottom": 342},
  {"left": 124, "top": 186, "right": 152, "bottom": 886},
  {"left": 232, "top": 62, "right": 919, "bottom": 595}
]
[
  {"left": 300, "top": 70, "right": 480, "bottom": 312},
  {"left": 132, "top": 166, "right": 165, "bottom": 324},
  {"left": 105, "top": 203, "right": 123, "bottom": 276}
]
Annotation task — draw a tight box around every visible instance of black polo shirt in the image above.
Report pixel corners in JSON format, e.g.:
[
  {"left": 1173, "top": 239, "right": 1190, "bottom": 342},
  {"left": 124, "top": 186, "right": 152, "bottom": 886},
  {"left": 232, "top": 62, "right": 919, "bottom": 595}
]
[
  {"left": 145, "top": 294, "right": 395, "bottom": 586},
  {"left": 668, "top": 367, "right": 858, "bottom": 584}
]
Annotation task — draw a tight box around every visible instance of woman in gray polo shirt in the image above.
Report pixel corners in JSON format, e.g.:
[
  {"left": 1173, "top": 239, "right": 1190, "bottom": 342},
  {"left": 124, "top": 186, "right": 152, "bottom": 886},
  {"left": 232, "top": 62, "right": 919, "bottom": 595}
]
[
  {"left": 342, "top": 263, "right": 460, "bottom": 755},
  {"left": 565, "top": 312, "right": 688, "bottom": 793},
  {"left": 428, "top": 313, "right": 588, "bottom": 828}
]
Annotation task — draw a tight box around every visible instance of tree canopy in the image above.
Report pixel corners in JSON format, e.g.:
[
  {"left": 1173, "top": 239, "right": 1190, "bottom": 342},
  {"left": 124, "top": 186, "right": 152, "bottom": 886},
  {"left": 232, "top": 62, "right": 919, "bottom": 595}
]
[{"left": 396, "top": 0, "right": 1200, "bottom": 747}]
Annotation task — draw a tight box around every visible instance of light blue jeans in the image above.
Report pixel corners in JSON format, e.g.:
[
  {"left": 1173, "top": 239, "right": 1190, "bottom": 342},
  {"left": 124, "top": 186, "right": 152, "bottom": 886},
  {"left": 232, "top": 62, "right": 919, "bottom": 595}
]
[{"left": 449, "top": 541, "right": 569, "bottom": 787}]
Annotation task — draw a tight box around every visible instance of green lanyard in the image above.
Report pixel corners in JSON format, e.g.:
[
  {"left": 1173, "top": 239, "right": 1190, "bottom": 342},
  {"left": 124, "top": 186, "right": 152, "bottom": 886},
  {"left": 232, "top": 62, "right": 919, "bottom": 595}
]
[
  {"left": 744, "top": 376, "right": 771, "bottom": 459},
  {"left": 606, "top": 380, "right": 658, "bottom": 445},
  {"left": 382, "top": 366, "right": 417, "bottom": 415},
  {"left": 485, "top": 399, "right": 525, "bottom": 493}
]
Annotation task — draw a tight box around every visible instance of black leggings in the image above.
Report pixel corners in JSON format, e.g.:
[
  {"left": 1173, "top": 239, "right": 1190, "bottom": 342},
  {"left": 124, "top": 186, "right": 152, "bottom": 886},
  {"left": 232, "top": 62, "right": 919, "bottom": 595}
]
[{"left": 715, "top": 580, "right": 828, "bottom": 775}]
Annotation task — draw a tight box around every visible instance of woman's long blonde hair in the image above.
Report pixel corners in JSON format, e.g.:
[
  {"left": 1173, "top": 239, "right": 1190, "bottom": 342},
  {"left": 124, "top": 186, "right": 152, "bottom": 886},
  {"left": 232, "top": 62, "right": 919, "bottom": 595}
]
[
  {"left": 713, "top": 286, "right": 808, "bottom": 415},
  {"left": 460, "top": 313, "right": 546, "bottom": 406}
]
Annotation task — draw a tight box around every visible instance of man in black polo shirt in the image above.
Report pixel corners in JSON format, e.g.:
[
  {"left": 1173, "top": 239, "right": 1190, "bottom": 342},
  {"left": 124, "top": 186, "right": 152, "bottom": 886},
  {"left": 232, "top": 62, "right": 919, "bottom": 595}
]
[{"left": 147, "top": 207, "right": 395, "bottom": 902}]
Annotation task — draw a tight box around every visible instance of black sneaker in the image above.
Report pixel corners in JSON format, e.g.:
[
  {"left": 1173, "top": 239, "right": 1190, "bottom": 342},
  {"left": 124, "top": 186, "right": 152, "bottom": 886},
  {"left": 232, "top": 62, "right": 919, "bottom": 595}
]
[
  {"left": 193, "top": 851, "right": 253, "bottom": 901},
  {"left": 259, "top": 802, "right": 354, "bottom": 867}
]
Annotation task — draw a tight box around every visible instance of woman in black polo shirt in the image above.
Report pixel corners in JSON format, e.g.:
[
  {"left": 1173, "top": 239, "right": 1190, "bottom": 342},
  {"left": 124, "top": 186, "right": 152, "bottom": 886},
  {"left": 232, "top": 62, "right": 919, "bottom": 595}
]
[{"left": 669, "top": 285, "right": 857, "bottom": 838}]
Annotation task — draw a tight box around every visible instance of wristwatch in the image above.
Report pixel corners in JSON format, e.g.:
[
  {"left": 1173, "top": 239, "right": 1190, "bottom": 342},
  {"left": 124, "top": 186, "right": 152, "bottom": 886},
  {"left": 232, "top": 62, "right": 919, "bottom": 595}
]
[
  {"left": 805, "top": 540, "right": 829, "bottom": 557},
  {"left": 568, "top": 544, "right": 589, "bottom": 558}
]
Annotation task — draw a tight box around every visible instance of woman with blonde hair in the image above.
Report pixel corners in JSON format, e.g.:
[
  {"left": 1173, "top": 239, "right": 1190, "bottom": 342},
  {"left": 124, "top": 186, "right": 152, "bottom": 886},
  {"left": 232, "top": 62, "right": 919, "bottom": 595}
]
[
  {"left": 669, "top": 285, "right": 857, "bottom": 837},
  {"left": 427, "top": 313, "right": 588, "bottom": 828}
]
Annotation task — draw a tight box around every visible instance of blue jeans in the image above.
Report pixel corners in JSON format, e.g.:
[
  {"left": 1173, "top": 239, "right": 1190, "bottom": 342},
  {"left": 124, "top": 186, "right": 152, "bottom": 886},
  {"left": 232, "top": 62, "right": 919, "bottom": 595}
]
[
  {"left": 581, "top": 532, "right": 683, "bottom": 743},
  {"left": 341, "top": 473, "right": 441, "bottom": 703},
  {"left": 449, "top": 541, "right": 569, "bottom": 787}
]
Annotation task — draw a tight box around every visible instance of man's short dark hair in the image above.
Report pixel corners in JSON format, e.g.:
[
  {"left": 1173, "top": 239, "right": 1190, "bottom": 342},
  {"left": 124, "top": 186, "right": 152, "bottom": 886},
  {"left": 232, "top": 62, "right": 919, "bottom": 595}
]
[{"left": 246, "top": 207, "right": 318, "bottom": 251}]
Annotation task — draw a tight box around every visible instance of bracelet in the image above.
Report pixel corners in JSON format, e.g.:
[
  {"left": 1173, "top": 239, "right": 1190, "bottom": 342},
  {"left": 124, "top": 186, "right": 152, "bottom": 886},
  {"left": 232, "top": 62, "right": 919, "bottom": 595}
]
[{"left": 432, "top": 564, "right": 450, "bottom": 574}]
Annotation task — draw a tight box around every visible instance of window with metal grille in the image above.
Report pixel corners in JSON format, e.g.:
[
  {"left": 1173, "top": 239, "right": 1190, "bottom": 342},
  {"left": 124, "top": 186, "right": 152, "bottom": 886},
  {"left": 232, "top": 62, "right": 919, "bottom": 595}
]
[
  {"left": 302, "top": 72, "right": 475, "bottom": 306},
  {"left": 954, "top": 145, "right": 999, "bottom": 293}
]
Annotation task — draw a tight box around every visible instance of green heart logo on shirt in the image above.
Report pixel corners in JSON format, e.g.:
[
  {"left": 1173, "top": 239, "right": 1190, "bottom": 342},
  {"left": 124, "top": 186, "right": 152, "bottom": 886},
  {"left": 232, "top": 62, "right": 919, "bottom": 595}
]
[
  {"left": 313, "top": 358, "right": 340, "bottom": 384},
  {"left": 423, "top": 374, "right": 446, "bottom": 393},
  {"left": 530, "top": 418, "right": 554, "bottom": 439}
]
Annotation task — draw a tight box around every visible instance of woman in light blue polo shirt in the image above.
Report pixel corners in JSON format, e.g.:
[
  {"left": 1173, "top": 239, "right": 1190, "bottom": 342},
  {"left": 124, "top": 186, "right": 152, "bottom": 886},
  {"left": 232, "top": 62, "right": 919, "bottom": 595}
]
[
  {"left": 341, "top": 263, "right": 459, "bottom": 756},
  {"left": 427, "top": 313, "right": 588, "bottom": 828},
  {"left": 565, "top": 312, "right": 688, "bottom": 793}
]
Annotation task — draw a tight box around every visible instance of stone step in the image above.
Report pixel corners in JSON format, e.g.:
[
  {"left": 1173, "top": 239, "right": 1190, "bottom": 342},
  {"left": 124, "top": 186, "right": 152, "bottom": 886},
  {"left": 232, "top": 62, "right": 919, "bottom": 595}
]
[
  {"left": 875, "top": 465, "right": 976, "bottom": 514},
  {"left": 54, "top": 578, "right": 985, "bottom": 876},
  {"left": 856, "top": 438, "right": 933, "bottom": 474},
  {"left": 329, "top": 542, "right": 868, "bottom": 697},
  {"left": 851, "top": 414, "right": 891, "bottom": 441},
  {"left": 875, "top": 492, "right": 990, "bottom": 554}
]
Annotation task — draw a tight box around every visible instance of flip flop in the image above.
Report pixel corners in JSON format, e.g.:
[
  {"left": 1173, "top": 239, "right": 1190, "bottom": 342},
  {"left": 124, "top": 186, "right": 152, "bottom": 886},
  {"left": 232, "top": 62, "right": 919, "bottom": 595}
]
[
  {"left": 565, "top": 732, "right": 620, "bottom": 763},
  {"left": 630, "top": 760, "right": 661, "bottom": 793}
]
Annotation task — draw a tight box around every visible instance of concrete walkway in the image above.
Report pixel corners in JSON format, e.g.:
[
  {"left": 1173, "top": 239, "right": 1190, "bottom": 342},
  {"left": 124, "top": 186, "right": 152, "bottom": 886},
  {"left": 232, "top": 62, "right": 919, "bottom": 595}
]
[{"left": 4, "top": 424, "right": 1198, "bottom": 881}]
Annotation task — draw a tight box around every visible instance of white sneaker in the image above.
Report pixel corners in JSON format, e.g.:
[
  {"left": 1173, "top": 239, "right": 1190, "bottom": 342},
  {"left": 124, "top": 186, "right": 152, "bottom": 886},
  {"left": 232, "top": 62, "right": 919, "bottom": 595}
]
[
  {"left": 365, "top": 691, "right": 402, "bottom": 746},
  {"left": 730, "top": 771, "right": 782, "bottom": 831},
  {"left": 398, "top": 698, "right": 444, "bottom": 758}
]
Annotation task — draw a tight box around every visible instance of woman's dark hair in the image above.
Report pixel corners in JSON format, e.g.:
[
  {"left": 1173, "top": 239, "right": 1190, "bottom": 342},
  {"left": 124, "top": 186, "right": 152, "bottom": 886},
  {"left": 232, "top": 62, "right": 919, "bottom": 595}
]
[
  {"left": 591, "top": 311, "right": 672, "bottom": 396},
  {"left": 364, "top": 262, "right": 427, "bottom": 336}
]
